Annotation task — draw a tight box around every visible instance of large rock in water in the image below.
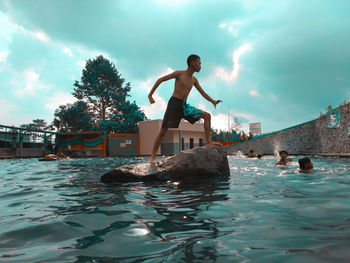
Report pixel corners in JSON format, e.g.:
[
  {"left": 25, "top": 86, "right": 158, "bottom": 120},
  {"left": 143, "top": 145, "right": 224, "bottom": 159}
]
[{"left": 101, "top": 145, "right": 229, "bottom": 183}]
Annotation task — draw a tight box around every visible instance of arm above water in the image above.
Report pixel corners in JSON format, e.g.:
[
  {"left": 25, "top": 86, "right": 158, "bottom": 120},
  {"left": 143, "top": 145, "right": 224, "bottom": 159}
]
[
  {"left": 194, "top": 77, "right": 222, "bottom": 109},
  {"left": 148, "top": 71, "right": 180, "bottom": 104}
]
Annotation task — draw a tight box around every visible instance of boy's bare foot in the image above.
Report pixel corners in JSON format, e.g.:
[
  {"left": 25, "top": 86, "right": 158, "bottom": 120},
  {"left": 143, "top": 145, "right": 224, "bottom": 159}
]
[
  {"left": 148, "top": 156, "right": 155, "bottom": 163},
  {"left": 206, "top": 141, "right": 222, "bottom": 147}
]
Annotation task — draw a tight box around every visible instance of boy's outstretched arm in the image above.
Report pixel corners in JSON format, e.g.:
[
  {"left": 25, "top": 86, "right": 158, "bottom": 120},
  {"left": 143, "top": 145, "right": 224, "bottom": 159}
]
[
  {"left": 194, "top": 77, "right": 222, "bottom": 109},
  {"left": 148, "top": 71, "right": 179, "bottom": 104}
]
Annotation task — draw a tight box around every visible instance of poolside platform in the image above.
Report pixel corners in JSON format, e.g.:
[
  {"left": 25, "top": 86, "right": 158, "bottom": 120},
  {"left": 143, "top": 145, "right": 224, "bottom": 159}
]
[
  {"left": 0, "top": 155, "right": 15, "bottom": 159},
  {"left": 316, "top": 153, "right": 350, "bottom": 157}
]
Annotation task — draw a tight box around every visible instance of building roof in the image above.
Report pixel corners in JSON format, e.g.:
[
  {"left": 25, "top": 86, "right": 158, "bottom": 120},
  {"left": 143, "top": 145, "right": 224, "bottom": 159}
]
[{"left": 138, "top": 119, "right": 204, "bottom": 132}]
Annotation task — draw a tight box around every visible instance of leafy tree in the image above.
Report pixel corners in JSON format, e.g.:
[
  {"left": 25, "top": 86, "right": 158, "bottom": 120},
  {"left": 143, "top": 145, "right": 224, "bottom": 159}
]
[
  {"left": 53, "top": 55, "right": 147, "bottom": 133},
  {"left": 20, "top": 119, "right": 52, "bottom": 131},
  {"left": 211, "top": 128, "right": 242, "bottom": 142},
  {"left": 53, "top": 101, "right": 94, "bottom": 132},
  {"left": 73, "top": 55, "right": 130, "bottom": 121},
  {"left": 103, "top": 100, "right": 147, "bottom": 133}
]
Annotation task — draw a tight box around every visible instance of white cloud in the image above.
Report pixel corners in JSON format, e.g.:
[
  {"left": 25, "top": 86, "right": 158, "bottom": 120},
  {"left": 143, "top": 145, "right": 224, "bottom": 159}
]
[
  {"left": 63, "top": 47, "right": 73, "bottom": 57},
  {"left": 215, "top": 43, "right": 251, "bottom": 83},
  {"left": 76, "top": 60, "right": 86, "bottom": 68},
  {"left": 10, "top": 20, "right": 49, "bottom": 43},
  {"left": 269, "top": 94, "right": 277, "bottom": 102},
  {"left": 137, "top": 67, "right": 175, "bottom": 119},
  {"left": 0, "top": 99, "right": 35, "bottom": 126},
  {"left": 14, "top": 68, "right": 52, "bottom": 97},
  {"left": 198, "top": 103, "right": 253, "bottom": 132},
  {"left": 33, "top": 31, "right": 50, "bottom": 42},
  {"left": 0, "top": 99, "right": 17, "bottom": 124},
  {"left": 45, "top": 92, "right": 77, "bottom": 110},
  {"left": 140, "top": 79, "right": 167, "bottom": 118},
  {"left": 0, "top": 51, "right": 9, "bottom": 63},
  {"left": 218, "top": 20, "right": 244, "bottom": 37},
  {"left": 0, "top": 98, "right": 52, "bottom": 126},
  {"left": 154, "top": 0, "right": 191, "bottom": 7},
  {"left": 157, "top": 67, "right": 174, "bottom": 78},
  {"left": 249, "top": 90, "right": 259, "bottom": 96},
  {"left": 13, "top": 23, "right": 25, "bottom": 31}
]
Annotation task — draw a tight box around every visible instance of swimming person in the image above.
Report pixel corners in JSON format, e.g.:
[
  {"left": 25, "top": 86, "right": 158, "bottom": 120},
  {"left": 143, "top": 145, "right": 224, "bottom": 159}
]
[
  {"left": 275, "top": 150, "right": 293, "bottom": 165},
  {"left": 298, "top": 157, "right": 314, "bottom": 173},
  {"left": 247, "top": 150, "right": 257, "bottom": 158},
  {"left": 148, "top": 54, "right": 222, "bottom": 163},
  {"left": 42, "top": 152, "right": 69, "bottom": 160}
]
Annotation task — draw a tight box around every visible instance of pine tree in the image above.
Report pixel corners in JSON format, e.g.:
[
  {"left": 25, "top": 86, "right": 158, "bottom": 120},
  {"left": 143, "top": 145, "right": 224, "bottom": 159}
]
[
  {"left": 53, "top": 101, "right": 94, "bottom": 132},
  {"left": 52, "top": 55, "right": 147, "bottom": 132},
  {"left": 73, "top": 55, "right": 130, "bottom": 121}
]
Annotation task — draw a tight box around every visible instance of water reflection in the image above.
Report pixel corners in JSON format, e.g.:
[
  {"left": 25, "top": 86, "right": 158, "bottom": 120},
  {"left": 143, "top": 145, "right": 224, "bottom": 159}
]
[
  {"left": 1, "top": 156, "right": 350, "bottom": 262},
  {"left": 52, "top": 174, "right": 230, "bottom": 262}
]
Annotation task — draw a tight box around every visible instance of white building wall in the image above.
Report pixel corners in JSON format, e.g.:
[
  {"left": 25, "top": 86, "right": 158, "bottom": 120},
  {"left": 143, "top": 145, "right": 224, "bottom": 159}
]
[{"left": 138, "top": 120, "right": 205, "bottom": 155}]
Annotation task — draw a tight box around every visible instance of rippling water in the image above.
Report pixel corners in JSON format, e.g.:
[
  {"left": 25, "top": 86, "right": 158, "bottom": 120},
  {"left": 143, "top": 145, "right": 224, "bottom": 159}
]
[{"left": 1, "top": 155, "right": 350, "bottom": 262}]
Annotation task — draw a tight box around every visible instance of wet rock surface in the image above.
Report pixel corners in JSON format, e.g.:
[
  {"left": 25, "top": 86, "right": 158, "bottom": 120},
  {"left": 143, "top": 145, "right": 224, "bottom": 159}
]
[{"left": 101, "top": 145, "right": 229, "bottom": 183}]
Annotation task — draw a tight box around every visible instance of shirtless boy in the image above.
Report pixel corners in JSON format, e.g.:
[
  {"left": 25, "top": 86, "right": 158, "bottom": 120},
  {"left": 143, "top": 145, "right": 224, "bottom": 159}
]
[
  {"left": 247, "top": 150, "right": 257, "bottom": 158},
  {"left": 275, "top": 150, "right": 293, "bottom": 165},
  {"left": 148, "top": 54, "right": 222, "bottom": 163}
]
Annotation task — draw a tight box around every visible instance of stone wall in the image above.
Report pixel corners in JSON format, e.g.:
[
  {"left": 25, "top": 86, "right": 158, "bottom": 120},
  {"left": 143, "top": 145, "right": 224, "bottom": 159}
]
[
  {"left": 227, "top": 103, "right": 350, "bottom": 155},
  {"left": 0, "top": 148, "right": 45, "bottom": 158}
]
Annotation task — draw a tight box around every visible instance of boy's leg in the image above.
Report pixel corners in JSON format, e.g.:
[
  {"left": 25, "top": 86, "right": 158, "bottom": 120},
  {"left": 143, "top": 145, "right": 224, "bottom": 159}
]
[
  {"left": 149, "top": 128, "right": 168, "bottom": 163},
  {"left": 198, "top": 112, "right": 221, "bottom": 147}
]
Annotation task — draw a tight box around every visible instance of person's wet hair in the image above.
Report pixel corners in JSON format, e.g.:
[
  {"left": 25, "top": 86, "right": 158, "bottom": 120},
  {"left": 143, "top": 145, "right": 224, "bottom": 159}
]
[
  {"left": 298, "top": 157, "right": 311, "bottom": 169},
  {"left": 279, "top": 150, "right": 288, "bottom": 155},
  {"left": 249, "top": 150, "right": 254, "bottom": 153},
  {"left": 187, "top": 54, "right": 200, "bottom": 66}
]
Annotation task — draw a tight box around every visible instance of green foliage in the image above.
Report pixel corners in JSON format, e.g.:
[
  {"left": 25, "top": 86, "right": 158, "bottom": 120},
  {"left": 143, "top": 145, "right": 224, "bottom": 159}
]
[
  {"left": 52, "top": 55, "right": 147, "bottom": 133},
  {"left": 53, "top": 101, "right": 94, "bottom": 132},
  {"left": 104, "top": 100, "right": 147, "bottom": 133},
  {"left": 211, "top": 128, "right": 241, "bottom": 142},
  {"left": 73, "top": 55, "right": 130, "bottom": 121},
  {"left": 20, "top": 119, "right": 52, "bottom": 131},
  {"left": 211, "top": 116, "right": 243, "bottom": 141}
]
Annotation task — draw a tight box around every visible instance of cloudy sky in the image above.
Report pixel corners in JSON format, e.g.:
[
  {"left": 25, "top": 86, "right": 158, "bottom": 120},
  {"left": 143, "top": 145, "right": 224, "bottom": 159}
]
[{"left": 0, "top": 0, "right": 349, "bottom": 133}]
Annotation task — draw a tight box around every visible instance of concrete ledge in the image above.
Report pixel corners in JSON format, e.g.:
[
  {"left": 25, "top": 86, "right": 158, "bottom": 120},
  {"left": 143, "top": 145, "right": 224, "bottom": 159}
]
[
  {"left": 0, "top": 155, "right": 15, "bottom": 159},
  {"left": 226, "top": 103, "right": 350, "bottom": 155},
  {"left": 229, "top": 152, "right": 350, "bottom": 157},
  {"left": 316, "top": 153, "right": 350, "bottom": 157}
]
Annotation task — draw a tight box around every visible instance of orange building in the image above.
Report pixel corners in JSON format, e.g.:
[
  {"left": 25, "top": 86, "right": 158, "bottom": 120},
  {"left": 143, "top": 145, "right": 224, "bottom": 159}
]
[
  {"left": 138, "top": 120, "right": 206, "bottom": 156},
  {"left": 57, "top": 131, "right": 106, "bottom": 157}
]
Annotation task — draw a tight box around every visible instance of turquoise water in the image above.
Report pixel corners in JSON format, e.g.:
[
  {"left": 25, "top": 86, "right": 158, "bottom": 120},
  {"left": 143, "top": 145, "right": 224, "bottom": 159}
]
[{"left": 1, "top": 155, "right": 350, "bottom": 262}]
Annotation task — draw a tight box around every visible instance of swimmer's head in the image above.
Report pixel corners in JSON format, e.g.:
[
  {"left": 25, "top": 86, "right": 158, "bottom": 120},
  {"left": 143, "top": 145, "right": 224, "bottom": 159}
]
[
  {"left": 298, "top": 157, "right": 313, "bottom": 170},
  {"left": 279, "top": 150, "right": 288, "bottom": 158},
  {"left": 187, "top": 54, "right": 201, "bottom": 72}
]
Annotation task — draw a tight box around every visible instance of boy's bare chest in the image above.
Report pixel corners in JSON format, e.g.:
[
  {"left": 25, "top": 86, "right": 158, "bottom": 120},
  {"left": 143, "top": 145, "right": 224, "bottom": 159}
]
[{"left": 176, "top": 76, "right": 195, "bottom": 90}]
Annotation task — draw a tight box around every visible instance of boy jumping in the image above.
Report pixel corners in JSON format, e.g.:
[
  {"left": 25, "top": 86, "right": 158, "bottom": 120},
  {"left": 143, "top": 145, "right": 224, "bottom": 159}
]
[{"left": 148, "top": 54, "right": 222, "bottom": 163}]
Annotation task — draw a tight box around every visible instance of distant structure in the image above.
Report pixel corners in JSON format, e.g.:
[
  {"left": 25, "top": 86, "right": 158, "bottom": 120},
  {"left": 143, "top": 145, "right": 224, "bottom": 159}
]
[
  {"left": 227, "top": 102, "right": 350, "bottom": 156},
  {"left": 138, "top": 120, "right": 205, "bottom": 156},
  {"left": 249, "top": 122, "right": 262, "bottom": 135}
]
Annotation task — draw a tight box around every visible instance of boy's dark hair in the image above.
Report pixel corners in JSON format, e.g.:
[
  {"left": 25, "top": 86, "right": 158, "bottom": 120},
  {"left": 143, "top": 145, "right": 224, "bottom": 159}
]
[
  {"left": 187, "top": 54, "right": 200, "bottom": 66},
  {"left": 279, "top": 150, "right": 288, "bottom": 155},
  {"left": 298, "top": 157, "right": 311, "bottom": 169},
  {"left": 249, "top": 150, "right": 254, "bottom": 153}
]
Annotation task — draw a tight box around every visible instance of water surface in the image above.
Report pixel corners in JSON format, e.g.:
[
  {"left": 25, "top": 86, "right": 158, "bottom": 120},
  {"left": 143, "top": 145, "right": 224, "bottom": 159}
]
[{"left": 1, "top": 155, "right": 350, "bottom": 262}]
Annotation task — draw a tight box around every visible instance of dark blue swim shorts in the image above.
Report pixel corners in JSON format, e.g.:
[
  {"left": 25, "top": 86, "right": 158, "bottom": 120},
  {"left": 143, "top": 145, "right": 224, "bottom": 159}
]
[{"left": 161, "top": 96, "right": 204, "bottom": 129}]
